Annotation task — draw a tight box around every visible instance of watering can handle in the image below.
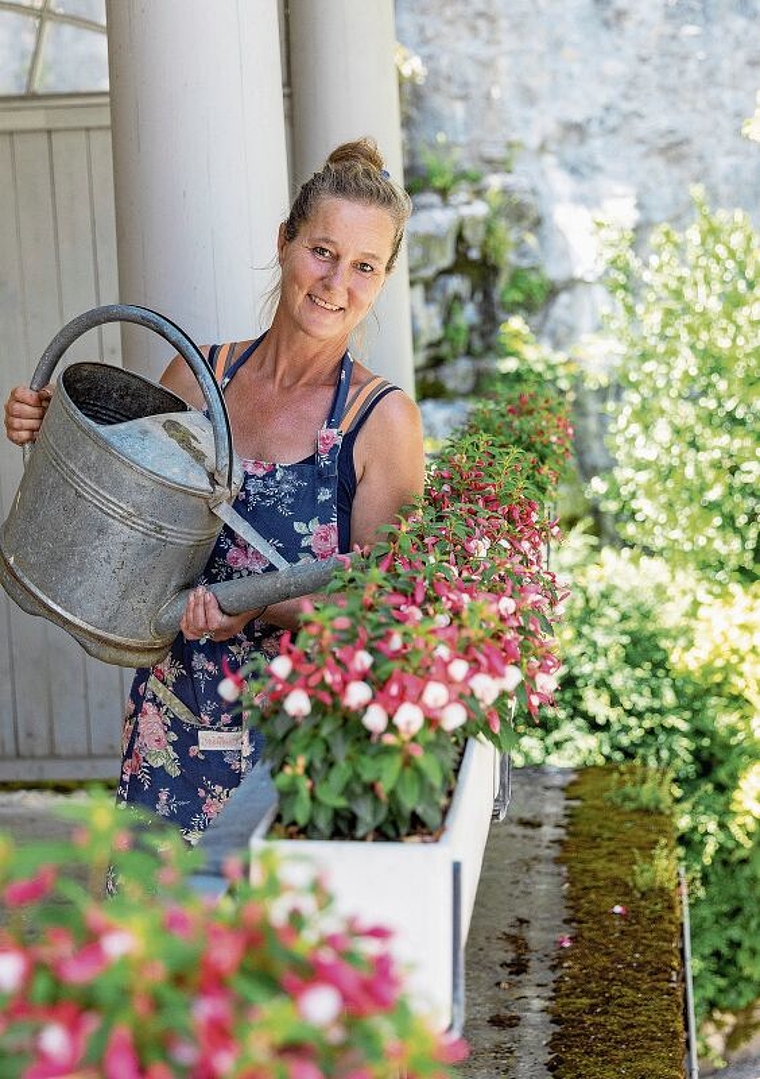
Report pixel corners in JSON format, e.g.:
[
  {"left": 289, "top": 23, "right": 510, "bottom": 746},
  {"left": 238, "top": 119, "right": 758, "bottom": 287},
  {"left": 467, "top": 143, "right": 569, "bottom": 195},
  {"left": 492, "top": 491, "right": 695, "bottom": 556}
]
[{"left": 28, "top": 304, "right": 234, "bottom": 493}]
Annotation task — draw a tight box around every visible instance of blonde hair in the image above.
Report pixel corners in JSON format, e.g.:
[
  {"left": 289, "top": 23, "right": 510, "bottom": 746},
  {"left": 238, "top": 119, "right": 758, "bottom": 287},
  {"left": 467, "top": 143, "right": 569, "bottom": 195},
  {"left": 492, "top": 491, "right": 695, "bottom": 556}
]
[{"left": 283, "top": 137, "right": 412, "bottom": 272}]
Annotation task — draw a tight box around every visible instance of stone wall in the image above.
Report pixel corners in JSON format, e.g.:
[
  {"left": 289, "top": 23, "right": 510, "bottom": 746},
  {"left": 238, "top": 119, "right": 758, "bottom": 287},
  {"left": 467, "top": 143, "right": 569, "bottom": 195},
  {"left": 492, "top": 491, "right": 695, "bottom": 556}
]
[{"left": 397, "top": 0, "right": 760, "bottom": 352}]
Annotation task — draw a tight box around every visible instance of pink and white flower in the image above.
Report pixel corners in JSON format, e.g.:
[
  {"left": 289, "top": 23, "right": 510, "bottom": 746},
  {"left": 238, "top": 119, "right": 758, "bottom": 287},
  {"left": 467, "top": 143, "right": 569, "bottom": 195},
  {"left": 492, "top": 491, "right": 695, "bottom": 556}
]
[
  {"left": 440, "top": 702, "right": 468, "bottom": 732},
  {"left": 352, "top": 649, "right": 374, "bottom": 675},
  {"left": 297, "top": 982, "right": 344, "bottom": 1026},
  {"left": 499, "top": 665, "right": 522, "bottom": 694},
  {"left": 534, "top": 671, "right": 558, "bottom": 696},
  {"left": 362, "top": 703, "right": 389, "bottom": 734},
  {"left": 342, "top": 681, "right": 373, "bottom": 710},
  {"left": 447, "top": 658, "right": 470, "bottom": 683},
  {"left": 468, "top": 672, "right": 500, "bottom": 706},
  {"left": 392, "top": 702, "right": 424, "bottom": 738},
  {"left": 421, "top": 681, "right": 449, "bottom": 710},
  {"left": 283, "top": 689, "right": 311, "bottom": 718},
  {"left": 0, "top": 947, "right": 28, "bottom": 993},
  {"left": 269, "top": 655, "right": 294, "bottom": 680}
]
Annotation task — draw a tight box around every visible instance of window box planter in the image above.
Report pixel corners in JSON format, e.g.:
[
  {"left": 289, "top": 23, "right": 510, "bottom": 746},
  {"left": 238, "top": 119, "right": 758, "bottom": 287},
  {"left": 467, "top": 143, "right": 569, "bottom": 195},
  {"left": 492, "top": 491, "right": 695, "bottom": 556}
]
[{"left": 249, "top": 736, "right": 498, "bottom": 1031}]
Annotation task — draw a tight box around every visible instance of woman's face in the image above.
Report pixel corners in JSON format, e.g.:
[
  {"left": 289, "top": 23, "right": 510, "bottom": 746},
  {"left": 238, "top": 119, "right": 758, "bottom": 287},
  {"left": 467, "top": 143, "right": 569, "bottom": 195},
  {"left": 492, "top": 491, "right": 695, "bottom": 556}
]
[{"left": 277, "top": 197, "right": 395, "bottom": 346}]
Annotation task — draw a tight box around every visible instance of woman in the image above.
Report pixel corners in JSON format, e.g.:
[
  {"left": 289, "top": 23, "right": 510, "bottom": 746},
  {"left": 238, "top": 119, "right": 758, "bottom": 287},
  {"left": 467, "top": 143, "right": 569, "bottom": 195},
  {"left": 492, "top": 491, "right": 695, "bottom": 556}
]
[{"left": 4, "top": 138, "right": 425, "bottom": 842}]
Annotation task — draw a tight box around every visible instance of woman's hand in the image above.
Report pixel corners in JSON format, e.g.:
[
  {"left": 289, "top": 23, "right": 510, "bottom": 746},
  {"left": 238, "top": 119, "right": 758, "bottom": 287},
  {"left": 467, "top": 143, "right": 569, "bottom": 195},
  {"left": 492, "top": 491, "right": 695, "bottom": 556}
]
[
  {"left": 4, "top": 385, "right": 54, "bottom": 445},
  {"left": 180, "top": 586, "right": 262, "bottom": 644}
]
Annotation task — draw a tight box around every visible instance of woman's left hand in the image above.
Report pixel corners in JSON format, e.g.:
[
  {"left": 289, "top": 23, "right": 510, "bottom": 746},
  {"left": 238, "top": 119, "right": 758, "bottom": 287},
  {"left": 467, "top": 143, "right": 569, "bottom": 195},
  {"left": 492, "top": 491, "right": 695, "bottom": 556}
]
[{"left": 180, "top": 587, "right": 255, "bottom": 643}]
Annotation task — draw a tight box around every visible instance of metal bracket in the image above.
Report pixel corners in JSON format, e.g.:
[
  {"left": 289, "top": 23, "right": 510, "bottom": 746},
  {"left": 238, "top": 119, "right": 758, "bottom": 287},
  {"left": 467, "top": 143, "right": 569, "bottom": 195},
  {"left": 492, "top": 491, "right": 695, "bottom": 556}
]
[
  {"left": 492, "top": 752, "right": 512, "bottom": 821},
  {"left": 679, "top": 866, "right": 700, "bottom": 1079},
  {"left": 448, "top": 859, "right": 465, "bottom": 1038}
]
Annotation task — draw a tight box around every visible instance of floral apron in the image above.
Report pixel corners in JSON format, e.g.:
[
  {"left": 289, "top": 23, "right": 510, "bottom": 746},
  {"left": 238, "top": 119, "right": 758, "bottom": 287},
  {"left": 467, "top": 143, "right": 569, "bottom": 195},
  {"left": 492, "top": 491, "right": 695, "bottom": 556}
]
[{"left": 117, "top": 339, "right": 354, "bottom": 843}]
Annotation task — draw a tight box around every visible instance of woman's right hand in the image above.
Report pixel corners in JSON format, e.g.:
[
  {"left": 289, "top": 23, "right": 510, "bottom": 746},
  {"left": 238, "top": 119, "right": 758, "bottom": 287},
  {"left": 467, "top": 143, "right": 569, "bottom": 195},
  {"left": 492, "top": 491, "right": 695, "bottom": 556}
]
[{"left": 4, "top": 385, "right": 53, "bottom": 445}]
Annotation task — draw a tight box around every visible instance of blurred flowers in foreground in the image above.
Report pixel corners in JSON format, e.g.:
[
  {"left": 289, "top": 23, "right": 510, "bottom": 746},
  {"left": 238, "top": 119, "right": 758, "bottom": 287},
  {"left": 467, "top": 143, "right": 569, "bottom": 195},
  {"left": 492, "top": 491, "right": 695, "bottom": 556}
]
[{"left": 0, "top": 792, "right": 465, "bottom": 1078}]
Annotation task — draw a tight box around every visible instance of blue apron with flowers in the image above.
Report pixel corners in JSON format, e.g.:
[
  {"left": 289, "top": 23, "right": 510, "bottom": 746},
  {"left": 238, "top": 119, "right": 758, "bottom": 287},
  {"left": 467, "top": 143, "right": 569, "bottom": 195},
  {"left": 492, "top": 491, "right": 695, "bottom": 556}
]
[{"left": 116, "top": 339, "right": 353, "bottom": 843}]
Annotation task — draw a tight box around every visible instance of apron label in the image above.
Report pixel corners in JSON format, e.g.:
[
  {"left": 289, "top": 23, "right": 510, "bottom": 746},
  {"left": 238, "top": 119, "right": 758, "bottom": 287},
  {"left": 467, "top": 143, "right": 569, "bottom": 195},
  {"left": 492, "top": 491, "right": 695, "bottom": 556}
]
[{"left": 198, "top": 729, "right": 244, "bottom": 752}]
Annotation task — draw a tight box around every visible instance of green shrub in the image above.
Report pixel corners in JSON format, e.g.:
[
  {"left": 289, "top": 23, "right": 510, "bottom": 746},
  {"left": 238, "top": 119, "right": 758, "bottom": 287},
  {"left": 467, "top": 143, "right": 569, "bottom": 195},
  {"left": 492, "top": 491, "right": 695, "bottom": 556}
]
[{"left": 592, "top": 193, "right": 758, "bottom": 582}]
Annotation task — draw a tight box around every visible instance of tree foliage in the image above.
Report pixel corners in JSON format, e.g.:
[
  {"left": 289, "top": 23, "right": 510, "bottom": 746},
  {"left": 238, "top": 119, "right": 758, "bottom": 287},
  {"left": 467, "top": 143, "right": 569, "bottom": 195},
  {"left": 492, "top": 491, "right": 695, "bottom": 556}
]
[{"left": 594, "top": 193, "right": 758, "bottom": 582}]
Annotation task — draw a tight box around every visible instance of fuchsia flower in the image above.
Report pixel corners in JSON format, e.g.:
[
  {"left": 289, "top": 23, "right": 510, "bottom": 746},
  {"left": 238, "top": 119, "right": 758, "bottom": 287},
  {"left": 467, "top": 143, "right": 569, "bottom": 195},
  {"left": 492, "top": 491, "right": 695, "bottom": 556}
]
[
  {"left": 296, "top": 982, "right": 343, "bottom": 1026},
  {"left": 0, "top": 945, "right": 29, "bottom": 994},
  {"left": 3, "top": 865, "right": 56, "bottom": 907},
  {"left": 218, "top": 657, "right": 246, "bottom": 703},
  {"left": 392, "top": 702, "right": 424, "bottom": 738},
  {"left": 440, "top": 702, "right": 468, "bottom": 732},
  {"left": 362, "top": 703, "right": 389, "bottom": 734},
  {"left": 269, "top": 654, "right": 294, "bottom": 680},
  {"left": 103, "top": 1024, "right": 142, "bottom": 1079},
  {"left": 342, "top": 681, "right": 373, "bottom": 710},
  {"left": 421, "top": 680, "right": 449, "bottom": 709},
  {"left": 284, "top": 689, "right": 311, "bottom": 718}
]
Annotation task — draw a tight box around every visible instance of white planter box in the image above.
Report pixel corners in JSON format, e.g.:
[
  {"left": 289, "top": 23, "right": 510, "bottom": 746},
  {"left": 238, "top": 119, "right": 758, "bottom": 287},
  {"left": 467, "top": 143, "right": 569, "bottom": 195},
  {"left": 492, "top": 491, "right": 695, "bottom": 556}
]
[{"left": 249, "top": 736, "right": 497, "bottom": 1030}]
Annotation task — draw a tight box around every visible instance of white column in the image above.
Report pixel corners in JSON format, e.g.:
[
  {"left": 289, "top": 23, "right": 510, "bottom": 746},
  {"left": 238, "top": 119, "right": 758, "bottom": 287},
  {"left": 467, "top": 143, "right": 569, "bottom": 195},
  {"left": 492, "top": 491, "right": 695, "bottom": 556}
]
[
  {"left": 105, "top": 0, "right": 289, "bottom": 380},
  {"left": 288, "top": 0, "right": 415, "bottom": 396}
]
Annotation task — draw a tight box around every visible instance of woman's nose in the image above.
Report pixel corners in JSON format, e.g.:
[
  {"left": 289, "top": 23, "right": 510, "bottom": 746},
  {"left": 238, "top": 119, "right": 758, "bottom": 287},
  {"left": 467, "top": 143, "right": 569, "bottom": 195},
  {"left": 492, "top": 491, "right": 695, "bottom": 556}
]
[{"left": 324, "top": 259, "right": 349, "bottom": 288}]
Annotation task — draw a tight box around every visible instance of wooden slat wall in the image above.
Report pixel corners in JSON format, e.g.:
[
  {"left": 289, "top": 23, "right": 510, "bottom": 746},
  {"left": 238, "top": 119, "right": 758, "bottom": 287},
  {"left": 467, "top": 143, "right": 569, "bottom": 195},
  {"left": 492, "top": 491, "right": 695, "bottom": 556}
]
[{"left": 0, "top": 98, "right": 128, "bottom": 782}]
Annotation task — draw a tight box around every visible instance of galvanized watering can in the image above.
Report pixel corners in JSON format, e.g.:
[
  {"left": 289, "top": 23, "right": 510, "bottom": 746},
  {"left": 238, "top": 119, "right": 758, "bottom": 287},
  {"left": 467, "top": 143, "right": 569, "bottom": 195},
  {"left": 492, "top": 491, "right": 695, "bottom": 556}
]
[{"left": 0, "top": 304, "right": 341, "bottom": 667}]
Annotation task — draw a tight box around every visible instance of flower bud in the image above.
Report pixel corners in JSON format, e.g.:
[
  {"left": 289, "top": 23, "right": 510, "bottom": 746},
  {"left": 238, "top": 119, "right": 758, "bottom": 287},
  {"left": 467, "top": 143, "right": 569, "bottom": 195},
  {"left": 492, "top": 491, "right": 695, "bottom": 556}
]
[
  {"left": 361, "top": 703, "right": 389, "bottom": 734},
  {"left": 217, "top": 677, "right": 242, "bottom": 703},
  {"left": 534, "top": 671, "right": 558, "bottom": 696},
  {"left": 469, "top": 672, "right": 499, "bottom": 706},
  {"left": 342, "top": 681, "right": 373, "bottom": 710},
  {"left": 447, "top": 658, "right": 469, "bottom": 683},
  {"left": 297, "top": 983, "right": 343, "bottom": 1026},
  {"left": 352, "top": 650, "right": 374, "bottom": 674},
  {"left": 421, "top": 681, "right": 449, "bottom": 709},
  {"left": 392, "top": 702, "right": 424, "bottom": 738},
  {"left": 440, "top": 702, "right": 468, "bottom": 731},
  {"left": 269, "top": 655, "right": 293, "bottom": 680},
  {"left": 499, "top": 665, "right": 522, "bottom": 693},
  {"left": 283, "top": 689, "right": 311, "bottom": 718}
]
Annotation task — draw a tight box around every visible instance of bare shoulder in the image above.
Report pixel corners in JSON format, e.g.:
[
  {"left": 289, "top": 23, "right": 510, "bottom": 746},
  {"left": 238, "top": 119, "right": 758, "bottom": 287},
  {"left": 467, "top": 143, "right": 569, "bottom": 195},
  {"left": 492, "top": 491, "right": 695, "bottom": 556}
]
[
  {"left": 159, "top": 345, "right": 214, "bottom": 409},
  {"left": 353, "top": 383, "right": 425, "bottom": 491},
  {"left": 364, "top": 383, "right": 422, "bottom": 433}
]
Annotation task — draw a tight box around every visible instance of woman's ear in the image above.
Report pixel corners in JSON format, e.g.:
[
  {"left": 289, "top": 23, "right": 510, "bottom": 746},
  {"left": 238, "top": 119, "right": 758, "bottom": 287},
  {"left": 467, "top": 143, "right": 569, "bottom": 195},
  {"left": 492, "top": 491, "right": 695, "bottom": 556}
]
[{"left": 277, "top": 223, "right": 288, "bottom": 266}]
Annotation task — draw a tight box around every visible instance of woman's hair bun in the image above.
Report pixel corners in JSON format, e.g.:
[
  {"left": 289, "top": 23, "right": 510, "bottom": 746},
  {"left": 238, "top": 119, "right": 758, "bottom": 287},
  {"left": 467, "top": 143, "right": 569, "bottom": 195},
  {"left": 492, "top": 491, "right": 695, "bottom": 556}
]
[
  {"left": 283, "top": 135, "right": 411, "bottom": 272},
  {"left": 326, "top": 137, "right": 385, "bottom": 173}
]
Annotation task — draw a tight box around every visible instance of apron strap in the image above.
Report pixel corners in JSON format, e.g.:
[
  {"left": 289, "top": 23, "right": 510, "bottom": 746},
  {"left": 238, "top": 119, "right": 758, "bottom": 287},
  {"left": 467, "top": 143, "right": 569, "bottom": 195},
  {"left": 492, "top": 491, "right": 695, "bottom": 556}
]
[
  {"left": 212, "top": 342, "right": 238, "bottom": 383},
  {"left": 340, "top": 375, "right": 393, "bottom": 433}
]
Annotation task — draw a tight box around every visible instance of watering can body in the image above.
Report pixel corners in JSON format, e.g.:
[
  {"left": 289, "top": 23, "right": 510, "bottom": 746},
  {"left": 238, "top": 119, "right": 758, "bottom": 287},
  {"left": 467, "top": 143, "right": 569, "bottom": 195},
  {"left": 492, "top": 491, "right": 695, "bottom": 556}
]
[{"left": 0, "top": 305, "right": 343, "bottom": 667}]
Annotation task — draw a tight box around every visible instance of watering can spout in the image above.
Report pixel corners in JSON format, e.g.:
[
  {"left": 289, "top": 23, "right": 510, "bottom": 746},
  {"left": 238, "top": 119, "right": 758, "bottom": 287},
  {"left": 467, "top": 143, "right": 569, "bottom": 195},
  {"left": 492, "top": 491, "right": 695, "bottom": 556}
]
[{"left": 152, "top": 556, "right": 350, "bottom": 640}]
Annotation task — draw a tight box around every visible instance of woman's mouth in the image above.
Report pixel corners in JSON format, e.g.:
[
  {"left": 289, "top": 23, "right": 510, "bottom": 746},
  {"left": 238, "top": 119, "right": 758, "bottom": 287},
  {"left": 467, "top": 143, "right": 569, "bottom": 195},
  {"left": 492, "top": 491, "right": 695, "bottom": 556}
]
[{"left": 309, "top": 293, "right": 343, "bottom": 312}]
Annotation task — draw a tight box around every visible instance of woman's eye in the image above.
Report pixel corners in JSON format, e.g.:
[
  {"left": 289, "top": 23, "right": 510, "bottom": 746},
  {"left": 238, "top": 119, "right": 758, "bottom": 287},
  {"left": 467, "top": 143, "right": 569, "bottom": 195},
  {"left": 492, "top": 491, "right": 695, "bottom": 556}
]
[
  {"left": 357, "top": 262, "right": 375, "bottom": 275},
  {"left": 313, "top": 246, "right": 333, "bottom": 259}
]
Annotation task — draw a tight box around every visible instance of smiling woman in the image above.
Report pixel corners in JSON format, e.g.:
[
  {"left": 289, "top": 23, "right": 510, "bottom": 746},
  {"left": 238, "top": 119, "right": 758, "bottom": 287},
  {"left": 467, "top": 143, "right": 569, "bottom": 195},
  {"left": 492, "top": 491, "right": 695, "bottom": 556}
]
[{"left": 2, "top": 135, "right": 423, "bottom": 845}]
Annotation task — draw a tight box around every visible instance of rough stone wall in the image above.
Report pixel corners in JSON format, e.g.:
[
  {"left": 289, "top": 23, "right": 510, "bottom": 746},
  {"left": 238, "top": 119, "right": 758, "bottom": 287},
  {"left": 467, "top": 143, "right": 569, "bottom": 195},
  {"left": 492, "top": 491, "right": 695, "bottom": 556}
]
[{"left": 396, "top": 0, "right": 760, "bottom": 350}]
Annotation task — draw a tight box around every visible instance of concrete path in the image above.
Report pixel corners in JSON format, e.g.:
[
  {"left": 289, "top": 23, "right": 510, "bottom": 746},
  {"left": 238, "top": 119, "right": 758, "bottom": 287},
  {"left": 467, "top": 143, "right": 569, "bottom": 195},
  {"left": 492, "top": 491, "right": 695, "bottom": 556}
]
[{"left": 459, "top": 766, "right": 573, "bottom": 1078}]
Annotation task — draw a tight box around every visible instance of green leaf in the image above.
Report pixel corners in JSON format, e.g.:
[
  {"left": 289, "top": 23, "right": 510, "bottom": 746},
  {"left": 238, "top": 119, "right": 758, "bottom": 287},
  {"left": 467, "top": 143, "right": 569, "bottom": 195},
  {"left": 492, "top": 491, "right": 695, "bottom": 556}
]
[
  {"left": 395, "top": 766, "right": 422, "bottom": 812},
  {"left": 378, "top": 751, "right": 403, "bottom": 793},
  {"left": 314, "top": 780, "right": 349, "bottom": 809}
]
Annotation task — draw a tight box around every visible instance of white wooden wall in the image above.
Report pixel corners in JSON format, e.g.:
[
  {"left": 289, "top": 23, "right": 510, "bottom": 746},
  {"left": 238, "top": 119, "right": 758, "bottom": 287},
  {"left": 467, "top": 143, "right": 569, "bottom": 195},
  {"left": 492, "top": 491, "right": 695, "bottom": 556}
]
[{"left": 0, "top": 96, "right": 128, "bottom": 781}]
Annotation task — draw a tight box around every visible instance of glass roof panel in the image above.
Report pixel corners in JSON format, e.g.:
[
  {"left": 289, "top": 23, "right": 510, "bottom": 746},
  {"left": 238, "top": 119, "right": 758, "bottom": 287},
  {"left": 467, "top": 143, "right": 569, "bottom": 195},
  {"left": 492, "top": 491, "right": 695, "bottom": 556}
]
[
  {"left": 36, "top": 17, "right": 108, "bottom": 92},
  {"left": 0, "top": 10, "right": 38, "bottom": 94},
  {"left": 0, "top": 0, "right": 108, "bottom": 95},
  {"left": 50, "top": 0, "right": 106, "bottom": 24}
]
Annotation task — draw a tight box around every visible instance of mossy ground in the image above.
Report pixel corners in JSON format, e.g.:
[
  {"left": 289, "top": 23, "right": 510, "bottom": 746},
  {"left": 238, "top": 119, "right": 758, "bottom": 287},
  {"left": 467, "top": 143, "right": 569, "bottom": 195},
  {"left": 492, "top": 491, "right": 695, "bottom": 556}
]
[{"left": 548, "top": 765, "right": 685, "bottom": 1079}]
